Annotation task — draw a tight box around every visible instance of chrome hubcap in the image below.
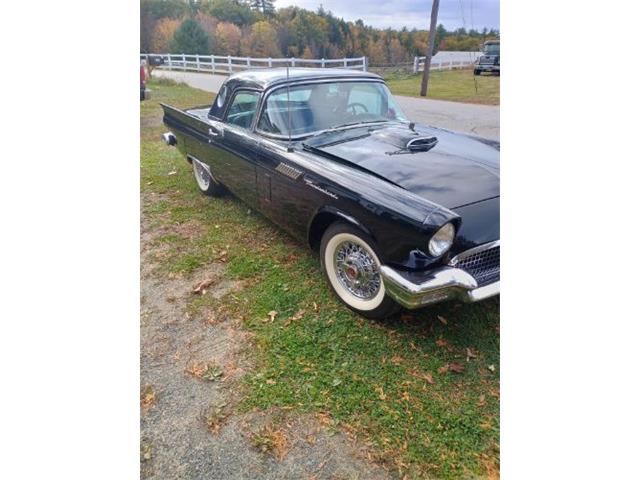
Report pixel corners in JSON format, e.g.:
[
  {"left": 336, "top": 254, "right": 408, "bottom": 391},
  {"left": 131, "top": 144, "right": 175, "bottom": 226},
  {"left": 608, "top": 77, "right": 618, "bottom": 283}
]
[{"left": 334, "top": 241, "right": 381, "bottom": 299}]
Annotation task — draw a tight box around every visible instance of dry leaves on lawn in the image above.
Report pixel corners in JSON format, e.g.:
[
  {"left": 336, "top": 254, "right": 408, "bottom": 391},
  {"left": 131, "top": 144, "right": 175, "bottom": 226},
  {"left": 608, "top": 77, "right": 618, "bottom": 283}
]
[
  {"left": 283, "top": 309, "right": 305, "bottom": 327},
  {"left": 409, "top": 369, "right": 434, "bottom": 384},
  {"left": 263, "top": 310, "right": 278, "bottom": 323},
  {"left": 193, "top": 277, "right": 216, "bottom": 295},
  {"left": 375, "top": 386, "right": 387, "bottom": 401},
  {"left": 438, "top": 363, "right": 465, "bottom": 374}
]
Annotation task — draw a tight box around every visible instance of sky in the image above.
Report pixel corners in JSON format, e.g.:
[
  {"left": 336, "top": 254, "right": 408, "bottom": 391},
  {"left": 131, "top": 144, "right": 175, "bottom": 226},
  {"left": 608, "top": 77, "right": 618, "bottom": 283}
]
[{"left": 274, "top": 0, "right": 500, "bottom": 31}]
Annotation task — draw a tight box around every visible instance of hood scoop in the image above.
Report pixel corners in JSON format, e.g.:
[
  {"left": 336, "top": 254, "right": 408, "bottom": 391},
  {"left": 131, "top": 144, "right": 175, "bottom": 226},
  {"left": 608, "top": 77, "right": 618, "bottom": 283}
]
[
  {"left": 406, "top": 136, "right": 438, "bottom": 152},
  {"left": 371, "top": 126, "right": 438, "bottom": 154}
]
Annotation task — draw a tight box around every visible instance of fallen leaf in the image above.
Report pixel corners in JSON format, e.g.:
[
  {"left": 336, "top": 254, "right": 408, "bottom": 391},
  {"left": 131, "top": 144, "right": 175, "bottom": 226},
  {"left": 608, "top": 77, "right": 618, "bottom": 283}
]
[
  {"left": 264, "top": 310, "right": 278, "bottom": 323},
  {"left": 390, "top": 355, "right": 403, "bottom": 365},
  {"left": 375, "top": 386, "right": 387, "bottom": 401},
  {"left": 312, "top": 302, "right": 319, "bottom": 312},
  {"left": 466, "top": 347, "right": 477, "bottom": 361},
  {"left": 437, "top": 315, "right": 448, "bottom": 325},
  {"left": 437, "top": 366, "right": 449, "bottom": 375},
  {"left": 185, "top": 362, "right": 207, "bottom": 378},
  {"left": 266, "top": 379, "right": 277, "bottom": 385},
  {"left": 487, "top": 364, "right": 496, "bottom": 372},
  {"left": 477, "top": 394, "right": 486, "bottom": 407},
  {"left": 167, "top": 170, "right": 177, "bottom": 176},
  {"left": 409, "top": 370, "right": 435, "bottom": 384},
  {"left": 217, "top": 250, "right": 228, "bottom": 262},
  {"left": 331, "top": 378, "right": 342, "bottom": 387},
  {"left": 448, "top": 363, "right": 465, "bottom": 373},
  {"left": 284, "top": 309, "right": 305, "bottom": 326},
  {"left": 401, "top": 391, "right": 411, "bottom": 401},
  {"left": 193, "top": 278, "right": 215, "bottom": 295},
  {"left": 436, "top": 338, "right": 449, "bottom": 348}
]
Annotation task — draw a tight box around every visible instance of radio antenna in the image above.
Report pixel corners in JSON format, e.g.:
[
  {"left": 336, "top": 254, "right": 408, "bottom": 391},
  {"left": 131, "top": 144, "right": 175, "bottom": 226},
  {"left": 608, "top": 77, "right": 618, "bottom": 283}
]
[{"left": 286, "top": 66, "right": 293, "bottom": 152}]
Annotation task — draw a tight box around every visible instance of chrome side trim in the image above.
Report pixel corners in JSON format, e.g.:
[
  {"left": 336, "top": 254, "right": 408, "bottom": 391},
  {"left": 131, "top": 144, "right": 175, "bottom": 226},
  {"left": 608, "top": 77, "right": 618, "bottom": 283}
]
[{"left": 449, "top": 239, "right": 500, "bottom": 266}]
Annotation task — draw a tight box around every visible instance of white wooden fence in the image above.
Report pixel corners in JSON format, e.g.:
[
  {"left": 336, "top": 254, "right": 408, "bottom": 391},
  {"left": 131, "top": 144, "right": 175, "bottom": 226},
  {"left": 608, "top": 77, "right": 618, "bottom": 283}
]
[
  {"left": 413, "top": 51, "right": 482, "bottom": 73},
  {"left": 140, "top": 53, "right": 367, "bottom": 73}
]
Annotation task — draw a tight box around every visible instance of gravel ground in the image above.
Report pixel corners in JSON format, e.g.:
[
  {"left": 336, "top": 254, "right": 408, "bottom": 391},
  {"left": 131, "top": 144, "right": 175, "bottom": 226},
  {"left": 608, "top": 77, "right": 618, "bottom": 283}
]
[{"left": 140, "top": 202, "right": 392, "bottom": 479}]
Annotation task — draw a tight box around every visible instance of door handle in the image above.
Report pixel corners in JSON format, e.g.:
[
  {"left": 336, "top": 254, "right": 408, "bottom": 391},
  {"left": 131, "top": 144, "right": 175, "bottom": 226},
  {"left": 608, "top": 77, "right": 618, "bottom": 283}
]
[{"left": 208, "top": 128, "right": 220, "bottom": 137}]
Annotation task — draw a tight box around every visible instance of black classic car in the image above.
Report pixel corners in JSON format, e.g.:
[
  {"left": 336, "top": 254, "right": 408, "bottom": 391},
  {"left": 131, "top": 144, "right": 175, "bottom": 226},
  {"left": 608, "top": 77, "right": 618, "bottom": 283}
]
[{"left": 161, "top": 68, "right": 499, "bottom": 319}]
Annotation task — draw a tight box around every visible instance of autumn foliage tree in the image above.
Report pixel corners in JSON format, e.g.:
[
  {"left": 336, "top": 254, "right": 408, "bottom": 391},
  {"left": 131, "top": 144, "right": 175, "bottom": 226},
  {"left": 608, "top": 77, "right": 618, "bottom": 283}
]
[
  {"left": 244, "top": 21, "right": 280, "bottom": 57},
  {"left": 214, "top": 22, "right": 242, "bottom": 55},
  {"left": 140, "top": 0, "right": 499, "bottom": 64},
  {"left": 150, "top": 18, "right": 181, "bottom": 52}
]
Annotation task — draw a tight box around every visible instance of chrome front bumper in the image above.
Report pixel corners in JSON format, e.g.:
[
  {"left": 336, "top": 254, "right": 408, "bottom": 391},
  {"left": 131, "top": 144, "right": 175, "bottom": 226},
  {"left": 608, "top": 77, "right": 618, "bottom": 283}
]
[{"left": 380, "top": 265, "right": 499, "bottom": 309}]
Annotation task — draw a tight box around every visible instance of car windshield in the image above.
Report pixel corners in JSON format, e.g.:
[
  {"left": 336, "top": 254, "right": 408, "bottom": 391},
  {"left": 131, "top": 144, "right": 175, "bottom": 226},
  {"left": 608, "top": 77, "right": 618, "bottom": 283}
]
[
  {"left": 484, "top": 44, "right": 500, "bottom": 55},
  {"left": 257, "top": 81, "right": 407, "bottom": 137}
]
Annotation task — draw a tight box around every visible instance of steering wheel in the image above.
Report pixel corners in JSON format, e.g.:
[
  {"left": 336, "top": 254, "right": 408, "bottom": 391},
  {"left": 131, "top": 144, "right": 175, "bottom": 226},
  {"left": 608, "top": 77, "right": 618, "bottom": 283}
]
[{"left": 346, "top": 102, "right": 369, "bottom": 115}]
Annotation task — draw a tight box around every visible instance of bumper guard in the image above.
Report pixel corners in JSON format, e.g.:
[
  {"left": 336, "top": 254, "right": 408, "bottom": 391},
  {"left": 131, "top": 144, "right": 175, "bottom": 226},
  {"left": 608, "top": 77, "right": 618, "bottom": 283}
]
[{"left": 380, "top": 265, "right": 499, "bottom": 309}]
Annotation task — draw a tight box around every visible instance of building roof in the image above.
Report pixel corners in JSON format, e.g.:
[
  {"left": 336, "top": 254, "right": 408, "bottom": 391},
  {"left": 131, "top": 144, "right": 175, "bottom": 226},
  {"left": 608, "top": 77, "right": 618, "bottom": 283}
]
[{"left": 224, "top": 68, "right": 382, "bottom": 90}]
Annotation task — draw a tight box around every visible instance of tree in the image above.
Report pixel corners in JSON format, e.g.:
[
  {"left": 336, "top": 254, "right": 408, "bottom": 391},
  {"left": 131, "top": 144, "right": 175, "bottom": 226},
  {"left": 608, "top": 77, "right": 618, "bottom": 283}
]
[
  {"left": 250, "top": 0, "right": 275, "bottom": 16},
  {"left": 244, "top": 21, "right": 280, "bottom": 57},
  {"left": 140, "top": 0, "right": 190, "bottom": 52},
  {"left": 201, "top": 0, "right": 256, "bottom": 26},
  {"left": 214, "top": 22, "right": 242, "bottom": 55},
  {"left": 195, "top": 11, "right": 218, "bottom": 40},
  {"left": 434, "top": 24, "right": 447, "bottom": 54},
  {"left": 170, "top": 18, "right": 211, "bottom": 54},
  {"left": 151, "top": 18, "right": 181, "bottom": 52}
]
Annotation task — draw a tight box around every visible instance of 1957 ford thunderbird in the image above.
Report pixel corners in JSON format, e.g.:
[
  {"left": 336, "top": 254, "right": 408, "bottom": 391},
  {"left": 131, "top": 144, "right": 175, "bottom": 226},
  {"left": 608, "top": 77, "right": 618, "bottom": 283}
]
[{"left": 161, "top": 68, "right": 499, "bottom": 319}]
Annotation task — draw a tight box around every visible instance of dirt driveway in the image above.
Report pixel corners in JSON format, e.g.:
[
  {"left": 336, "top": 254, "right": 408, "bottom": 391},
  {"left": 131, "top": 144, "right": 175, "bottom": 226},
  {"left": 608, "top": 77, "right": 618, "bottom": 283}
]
[{"left": 140, "top": 202, "right": 392, "bottom": 479}]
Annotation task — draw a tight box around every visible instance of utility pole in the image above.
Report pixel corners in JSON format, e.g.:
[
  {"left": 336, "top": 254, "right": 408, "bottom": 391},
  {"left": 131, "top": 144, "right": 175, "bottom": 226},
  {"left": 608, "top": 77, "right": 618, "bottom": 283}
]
[{"left": 420, "top": 0, "right": 440, "bottom": 97}]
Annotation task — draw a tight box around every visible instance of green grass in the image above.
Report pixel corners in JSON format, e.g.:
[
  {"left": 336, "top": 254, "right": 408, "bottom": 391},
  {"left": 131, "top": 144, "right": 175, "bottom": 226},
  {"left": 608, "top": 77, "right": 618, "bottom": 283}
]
[
  {"left": 141, "top": 79, "right": 500, "bottom": 479},
  {"left": 385, "top": 69, "right": 500, "bottom": 105}
]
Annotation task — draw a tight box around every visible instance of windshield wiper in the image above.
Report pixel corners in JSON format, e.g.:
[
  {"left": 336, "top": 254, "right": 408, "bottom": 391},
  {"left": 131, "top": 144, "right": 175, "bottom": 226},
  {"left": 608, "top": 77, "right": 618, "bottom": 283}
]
[{"left": 307, "top": 120, "right": 388, "bottom": 140}]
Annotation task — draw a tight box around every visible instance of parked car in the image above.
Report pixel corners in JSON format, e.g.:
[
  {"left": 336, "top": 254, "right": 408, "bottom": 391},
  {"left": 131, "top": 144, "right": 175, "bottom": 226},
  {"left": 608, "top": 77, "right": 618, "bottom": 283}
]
[
  {"left": 474, "top": 40, "right": 500, "bottom": 75},
  {"left": 161, "top": 69, "right": 499, "bottom": 319},
  {"left": 140, "top": 61, "right": 146, "bottom": 101}
]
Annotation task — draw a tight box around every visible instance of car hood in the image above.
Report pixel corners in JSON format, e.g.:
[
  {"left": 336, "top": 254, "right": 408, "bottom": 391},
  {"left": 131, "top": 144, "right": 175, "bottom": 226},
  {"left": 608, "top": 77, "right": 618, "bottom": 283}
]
[{"left": 303, "top": 123, "right": 500, "bottom": 209}]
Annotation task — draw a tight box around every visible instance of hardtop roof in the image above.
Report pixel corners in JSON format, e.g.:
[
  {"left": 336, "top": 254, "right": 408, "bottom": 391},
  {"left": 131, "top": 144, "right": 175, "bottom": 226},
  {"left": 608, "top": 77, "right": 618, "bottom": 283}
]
[{"left": 223, "top": 68, "right": 382, "bottom": 90}]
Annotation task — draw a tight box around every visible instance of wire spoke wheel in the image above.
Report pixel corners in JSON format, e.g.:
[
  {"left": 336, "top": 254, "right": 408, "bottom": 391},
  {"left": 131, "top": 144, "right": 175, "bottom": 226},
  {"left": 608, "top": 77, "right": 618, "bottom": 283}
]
[
  {"left": 193, "top": 160, "right": 211, "bottom": 191},
  {"left": 333, "top": 241, "right": 381, "bottom": 300}
]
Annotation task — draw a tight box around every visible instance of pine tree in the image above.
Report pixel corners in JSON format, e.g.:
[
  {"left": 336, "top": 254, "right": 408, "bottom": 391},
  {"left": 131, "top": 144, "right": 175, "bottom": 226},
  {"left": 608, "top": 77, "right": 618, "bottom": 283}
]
[
  {"left": 250, "top": 0, "right": 275, "bottom": 16},
  {"left": 170, "top": 18, "right": 211, "bottom": 54}
]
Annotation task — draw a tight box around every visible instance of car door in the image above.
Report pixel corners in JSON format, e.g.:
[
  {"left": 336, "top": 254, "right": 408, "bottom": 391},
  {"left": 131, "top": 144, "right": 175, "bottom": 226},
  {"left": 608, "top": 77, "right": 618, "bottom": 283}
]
[{"left": 210, "top": 89, "right": 262, "bottom": 208}]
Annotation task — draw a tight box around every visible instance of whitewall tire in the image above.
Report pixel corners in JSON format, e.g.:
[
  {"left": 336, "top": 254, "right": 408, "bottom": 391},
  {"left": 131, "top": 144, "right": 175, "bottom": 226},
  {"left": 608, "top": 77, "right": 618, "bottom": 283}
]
[
  {"left": 320, "top": 222, "right": 400, "bottom": 319},
  {"left": 191, "top": 157, "right": 225, "bottom": 197}
]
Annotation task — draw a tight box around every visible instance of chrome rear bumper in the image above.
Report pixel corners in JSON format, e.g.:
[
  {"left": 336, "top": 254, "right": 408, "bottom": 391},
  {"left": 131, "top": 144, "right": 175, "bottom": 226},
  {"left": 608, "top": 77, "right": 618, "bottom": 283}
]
[{"left": 380, "top": 265, "right": 499, "bottom": 310}]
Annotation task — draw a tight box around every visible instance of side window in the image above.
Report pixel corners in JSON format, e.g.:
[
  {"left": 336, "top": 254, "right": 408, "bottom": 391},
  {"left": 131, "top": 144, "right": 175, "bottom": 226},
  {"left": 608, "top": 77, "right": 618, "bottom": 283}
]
[{"left": 225, "top": 91, "right": 260, "bottom": 129}]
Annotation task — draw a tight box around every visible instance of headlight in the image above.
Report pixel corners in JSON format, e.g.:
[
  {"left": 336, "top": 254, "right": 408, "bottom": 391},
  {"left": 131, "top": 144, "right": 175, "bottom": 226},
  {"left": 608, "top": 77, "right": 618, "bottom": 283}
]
[{"left": 428, "top": 223, "right": 455, "bottom": 257}]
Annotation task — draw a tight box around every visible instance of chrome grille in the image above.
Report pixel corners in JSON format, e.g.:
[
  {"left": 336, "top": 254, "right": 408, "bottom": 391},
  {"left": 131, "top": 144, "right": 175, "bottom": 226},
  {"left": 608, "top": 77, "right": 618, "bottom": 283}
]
[{"left": 451, "top": 243, "right": 500, "bottom": 286}]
